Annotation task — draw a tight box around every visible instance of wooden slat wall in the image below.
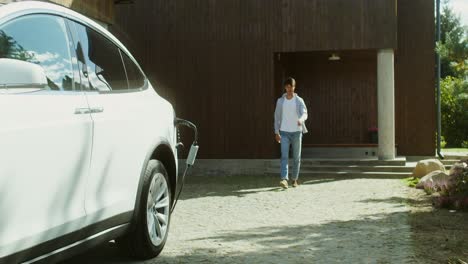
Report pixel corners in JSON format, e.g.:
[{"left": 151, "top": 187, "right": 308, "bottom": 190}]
[
  {"left": 0, "top": 0, "right": 115, "bottom": 24},
  {"left": 65, "top": 0, "right": 115, "bottom": 24},
  {"left": 112, "top": 0, "right": 434, "bottom": 159},
  {"left": 276, "top": 0, "right": 397, "bottom": 52},
  {"left": 395, "top": 0, "right": 436, "bottom": 156}
]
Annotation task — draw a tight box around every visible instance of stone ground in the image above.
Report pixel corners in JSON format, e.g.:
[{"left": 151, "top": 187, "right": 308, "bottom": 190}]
[{"left": 64, "top": 174, "right": 468, "bottom": 264}]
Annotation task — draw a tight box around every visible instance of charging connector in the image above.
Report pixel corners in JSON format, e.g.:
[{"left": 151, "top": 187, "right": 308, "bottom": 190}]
[{"left": 172, "top": 118, "right": 199, "bottom": 213}]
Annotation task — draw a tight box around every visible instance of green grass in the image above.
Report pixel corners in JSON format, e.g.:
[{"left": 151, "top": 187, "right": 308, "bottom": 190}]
[
  {"left": 442, "top": 148, "right": 468, "bottom": 154},
  {"left": 403, "top": 177, "right": 420, "bottom": 188}
]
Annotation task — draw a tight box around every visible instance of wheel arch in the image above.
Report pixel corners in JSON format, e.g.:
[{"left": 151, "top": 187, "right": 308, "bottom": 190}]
[
  {"left": 130, "top": 139, "right": 177, "bottom": 228},
  {"left": 150, "top": 144, "right": 177, "bottom": 201}
]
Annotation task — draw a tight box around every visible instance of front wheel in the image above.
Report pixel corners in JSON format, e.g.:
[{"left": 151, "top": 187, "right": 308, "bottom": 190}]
[{"left": 120, "top": 160, "right": 172, "bottom": 259}]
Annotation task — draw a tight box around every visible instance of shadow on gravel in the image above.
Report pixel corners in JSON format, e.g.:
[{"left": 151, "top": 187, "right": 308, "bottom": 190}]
[
  {"left": 63, "top": 179, "right": 468, "bottom": 264},
  {"left": 60, "top": 241, "right": 136, "bottom": 264},
  {"left": 402, "top": 191, "right": 468, "bottom": 263},
  {"left": 360, "top": 193, "right": 468, "bottom": 263},
  {"left": 358, "top": 197, "right": 429, "bottom": 208},
  {"left": 65, "top": 212, "right": 412, "bottom": 263},
  {"left": 65, "top": 210, "right": 468, "bottom": 264},
  {"left": 177, "top": 174, "right": 407, "bottom": 200}
]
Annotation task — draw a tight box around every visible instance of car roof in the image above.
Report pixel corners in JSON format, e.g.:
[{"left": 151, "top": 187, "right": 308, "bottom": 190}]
[{"left": 0, "top": 1, "right": 136, "bottom": 66}]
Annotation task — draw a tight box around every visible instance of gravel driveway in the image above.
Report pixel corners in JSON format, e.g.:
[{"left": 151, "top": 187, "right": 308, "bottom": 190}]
[{"left": 64, "top": 174, "right": 468, "bottom": 264}]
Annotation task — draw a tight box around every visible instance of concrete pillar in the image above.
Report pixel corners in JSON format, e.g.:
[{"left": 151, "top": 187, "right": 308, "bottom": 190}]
[{"left": 377, "top": 49, "right": 396, "bottom": 160}]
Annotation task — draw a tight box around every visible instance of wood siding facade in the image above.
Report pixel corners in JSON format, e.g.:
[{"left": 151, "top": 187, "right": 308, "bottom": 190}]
[
  {"left": 395, "top": 0, "right": 436, "bottom": 156},
  {"left": 112, "top": 0, "right": 435, "bottom": 158},
  {"left": 51, "top": 0, "right": 115, "bottom": 24},
  {"left": 0, "top": 0, "right": 115, "bottom": 24}
]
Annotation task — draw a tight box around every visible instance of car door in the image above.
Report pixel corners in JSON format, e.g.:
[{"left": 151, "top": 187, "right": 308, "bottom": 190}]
[
  {"left": 0, "top": 15, "right": 92, "bottom": 259},
  {"left": 67, "top": 20, "right": 154, "bottom": 222}
]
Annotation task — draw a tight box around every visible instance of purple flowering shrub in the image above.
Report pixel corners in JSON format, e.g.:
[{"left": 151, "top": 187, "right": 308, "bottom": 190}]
[{"left": 433, "top": 159, "right": 468, "bottom": 210}]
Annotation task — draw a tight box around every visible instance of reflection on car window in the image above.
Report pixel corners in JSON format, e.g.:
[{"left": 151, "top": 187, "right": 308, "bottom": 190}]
[
  {"left": 0, "top": 15, "right": 74, "bottom": 91},
  {"left": 72, "top": 22, "right": 128, "bottom": 91},
  {"left": 121, "top": 51, "right": 145, "bottom": 89}
]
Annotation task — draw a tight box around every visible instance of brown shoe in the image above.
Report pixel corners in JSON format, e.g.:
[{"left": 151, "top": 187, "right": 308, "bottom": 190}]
[
  {"left": 280, "top": 180, "right": 288, "bottom": 189},
  {"left": 292, "top": 180, "right": 299, "bottom": 188}
]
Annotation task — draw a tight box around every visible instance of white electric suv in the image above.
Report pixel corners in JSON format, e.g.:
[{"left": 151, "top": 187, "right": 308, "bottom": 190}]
[{"left": 0, "top": 1, "right": 198, "bottom": 263}]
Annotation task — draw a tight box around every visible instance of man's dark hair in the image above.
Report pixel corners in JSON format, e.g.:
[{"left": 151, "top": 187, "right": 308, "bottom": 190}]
[{"left": 284, "top": 77, "right": 296, "bottom": 87}]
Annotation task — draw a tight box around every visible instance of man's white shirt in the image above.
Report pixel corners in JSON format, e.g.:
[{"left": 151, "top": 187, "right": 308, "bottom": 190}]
[{"left": 280, "top": 96, "right": 302, "bottom": 132}]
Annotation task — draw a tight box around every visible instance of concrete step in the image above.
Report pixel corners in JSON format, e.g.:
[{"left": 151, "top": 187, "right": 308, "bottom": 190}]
[
  {"left": 268, "top": 157, "right": 407, "bottom": 167},
  {"left": 302, "top": 147, "right": 379, "bottom": 159},
  {"left": 266, "top": 156, "right": 457, "bottom": 178},
  {"left": 266, "top": 170, "right": 411, "bottom": 178},
  {"left": 442, "top": 155, "right": 468, "bottom": 160},
  {"left": 440, "top": 159, "right": 461, "bottom": 165},
  {"left": 268, "top": 165, "right": 452, "bottom": 173}
]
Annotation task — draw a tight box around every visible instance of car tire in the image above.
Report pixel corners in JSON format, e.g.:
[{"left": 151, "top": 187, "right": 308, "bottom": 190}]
[{"left": 119, "top": 160, "right": 172, "bottom": 259}]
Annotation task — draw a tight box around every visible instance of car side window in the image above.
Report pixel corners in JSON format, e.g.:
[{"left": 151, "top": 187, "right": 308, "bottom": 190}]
[
  {"left": 71, "top": 21, "right": 128, "bottom": 91},
  {"left": 0, "top": 15, "right": 75, "bottom": 91},
  {"left": 121, "top": 51, "right": 145, "bottom": 89}
]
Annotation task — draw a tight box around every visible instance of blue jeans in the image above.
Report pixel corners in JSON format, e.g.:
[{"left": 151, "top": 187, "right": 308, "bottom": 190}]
[{"left": 279, "top": 130, "right": 302, "bottom": 180}]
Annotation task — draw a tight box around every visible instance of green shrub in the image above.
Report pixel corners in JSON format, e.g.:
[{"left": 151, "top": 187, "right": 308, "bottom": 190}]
[
  {"left": 441, "top": 76, "right": 468, "bottom": 147},
  {"left": 441, "top": 135, "right": 447, "bottom": 148},
  {"left": 462, "top": 140, "right": 468, "bottom": 148}
]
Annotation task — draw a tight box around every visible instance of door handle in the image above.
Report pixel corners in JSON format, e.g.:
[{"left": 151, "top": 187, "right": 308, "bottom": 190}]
[
  {"left": 90, "top": 107, "right": 104, "bottom": 114},
  {"left": 74, "top": 108, "right": 91, "bottom": 114}
]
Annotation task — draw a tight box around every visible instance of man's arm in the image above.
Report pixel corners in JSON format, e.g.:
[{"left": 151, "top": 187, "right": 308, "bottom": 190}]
[
  {"left": 298, "top": 98, "right": 308, "bottom": 124},
  {"left": 274, "top": 99, "right": 281, "bottom": 143},
  {"left": 274, "top": 99, "right": 281, "bottom": 134}
]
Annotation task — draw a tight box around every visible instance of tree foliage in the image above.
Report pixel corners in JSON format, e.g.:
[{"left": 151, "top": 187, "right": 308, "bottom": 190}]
[
  {"left": 441, "top": 76, "right": 468, "bottom": 147},
  {"left": 0, "top": 30, "right": 36, "bottom": 62},
  {"left": 437, "top": 1, "right": 468, "bottom": 78},
  {"left": 438, "top": 1, "right": 468, "bottom": 147}
]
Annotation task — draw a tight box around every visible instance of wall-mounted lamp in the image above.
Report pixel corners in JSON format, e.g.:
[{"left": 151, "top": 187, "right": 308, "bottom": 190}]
[{"left": 328, "top": 53, "right": 341, "bottom": 61}]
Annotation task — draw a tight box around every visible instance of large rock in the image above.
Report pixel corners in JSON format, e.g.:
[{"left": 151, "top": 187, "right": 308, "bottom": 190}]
[
  {"left": 416, "top": 170, "right": 452, "bottom": 194},
  {"left": 412, "top": 159, "right": 446, "bottom": 178}
]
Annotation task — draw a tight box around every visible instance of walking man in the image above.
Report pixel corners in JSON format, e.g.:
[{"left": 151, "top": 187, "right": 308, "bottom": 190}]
[{"left": 274, "top": 77, "right": 308, "bottom": 188}]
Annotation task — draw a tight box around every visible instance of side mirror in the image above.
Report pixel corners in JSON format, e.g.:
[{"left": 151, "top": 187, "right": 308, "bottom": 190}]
[{"left": 0, "top": 58, "right": 47, "bottom": 91}]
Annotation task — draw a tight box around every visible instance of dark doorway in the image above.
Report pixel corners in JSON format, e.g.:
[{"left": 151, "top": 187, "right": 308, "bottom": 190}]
[{"left": 274, "top": 50, "right": 378, "bottom": 146}]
